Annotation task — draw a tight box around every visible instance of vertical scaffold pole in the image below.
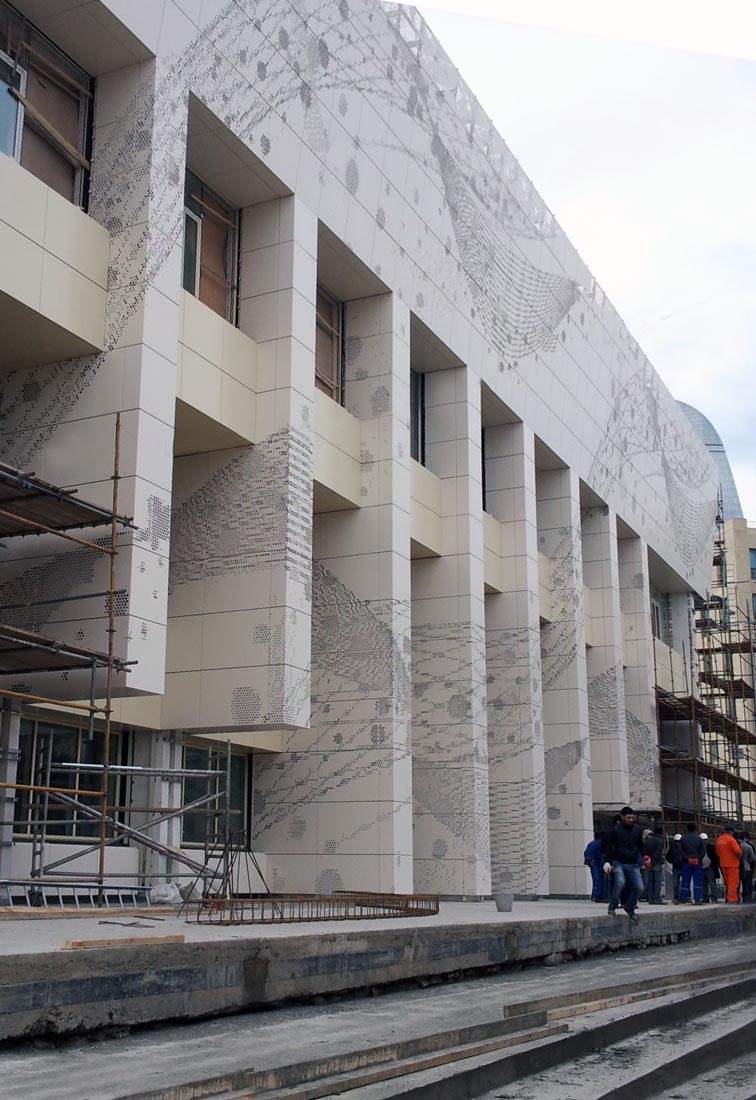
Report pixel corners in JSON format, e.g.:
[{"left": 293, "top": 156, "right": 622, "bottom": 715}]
[{"left": 97, "top": 414, "right": 121, "bottom": 894}]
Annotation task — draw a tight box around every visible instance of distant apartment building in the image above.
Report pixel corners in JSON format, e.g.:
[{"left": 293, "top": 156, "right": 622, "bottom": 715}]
[{"left": 0, "top": 0, "right": 718, "bottom": 898}]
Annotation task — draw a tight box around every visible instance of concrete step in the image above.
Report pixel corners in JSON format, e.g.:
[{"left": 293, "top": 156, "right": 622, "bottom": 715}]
[
  {"left": 119, "top": 964, "right": 752, "bottom": 1100},
  {"left": 284, "top": 976, "right": 756, "bottom": 1100}
]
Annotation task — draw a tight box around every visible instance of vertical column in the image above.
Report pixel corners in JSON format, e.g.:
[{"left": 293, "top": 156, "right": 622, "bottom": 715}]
[
  {"left": 412, "top": 367, "right": 490, "bottom": 897},
  {"left": 0, "top": 60, "right": 183, "bottom": 697},
  {"left": 165, "top": 195, "right": 315, "bottom": 734},
  {"left": 618, "top": 536, "right": 662, "bottom": 810},
  {"left": 537, "top": 467, "right": 592, "bottom": 895},
  {"left": 132, "top": 731, "right": 182, "bottom": 883},
  {"left": 582, "top": 507, "right": 629, "bottom": 808},
  {"left": 0, "top": 703, "right": 21, "bottom": 899},
  {"left": 484, "top": 422, "right": 548, "bottom": 897},
  {"left": 254, "top": 293, "right": 413, "bottom": 894}
]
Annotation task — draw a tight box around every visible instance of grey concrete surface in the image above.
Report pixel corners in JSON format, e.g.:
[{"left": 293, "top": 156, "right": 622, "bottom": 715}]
[
  {"left": 1, "top": 899, "right": 754, "bottom": 1042},
  {"left": 2, "top": 933, "right": 755, "bottom": 1100}
]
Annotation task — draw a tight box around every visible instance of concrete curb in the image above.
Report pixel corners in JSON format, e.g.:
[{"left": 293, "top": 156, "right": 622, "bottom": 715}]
[{"left": 1, "top": 905, "right": 754, "bottom": 1041}]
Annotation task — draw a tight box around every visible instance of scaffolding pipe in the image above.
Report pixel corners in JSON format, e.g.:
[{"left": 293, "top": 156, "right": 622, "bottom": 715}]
[{"left": 98, "top": 413, "right": 120, "bottom": 892}]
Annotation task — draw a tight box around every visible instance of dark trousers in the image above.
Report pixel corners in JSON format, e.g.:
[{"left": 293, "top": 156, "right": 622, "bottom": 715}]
[
  {"left": 702, "top": 866, "right": 718, "bottom": 902},
  {"left": 647, "top": 865, "right": 664, "bottom": 903},
  {"left": 672, "top": 867, "right": 682, "bottom": 901},
  {"left": 742, "top": 868, "right": 754, "bottom": 902},
  {"left": 590, "top": 863, "right": 608, "bottom": 900}
]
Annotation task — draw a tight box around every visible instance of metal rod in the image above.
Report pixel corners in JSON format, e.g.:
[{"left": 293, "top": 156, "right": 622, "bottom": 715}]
[
  {"left": 42, "top": 790, "right": 223, "bottom": 874},
  {"left": 0, "top": 689, "right": 106, "bottom": 713},
  {"left": 0, "top": 508, "right": 115, "bottom": 552},
  {"left": 98, "top": 414, "right": 120, "bottom": 891},
  {"left": 0, "top": 589, "right": 126, "bottom": 613},
  {"left": 52, "top": 763, "right": 226, "bottom": 778},
  {"left": 0, "top": 781, "right": 103, "bottom": 797}
]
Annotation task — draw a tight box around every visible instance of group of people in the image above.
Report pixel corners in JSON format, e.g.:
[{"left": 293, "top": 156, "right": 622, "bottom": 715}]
[{"left": 583, "top": 807, "right": 756, "bottom": 921}]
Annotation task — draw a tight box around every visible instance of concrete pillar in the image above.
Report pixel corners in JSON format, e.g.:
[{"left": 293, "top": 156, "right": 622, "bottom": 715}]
[
  {"left": 618, "top": 536, "right": 661, "bottom": 810},
  {"left": 254, "top": 293, "right": 413, "bottom": 894},
  {"left": 133, "top": 731, "right": 182, "bottom": 883},
  {"left": 412, "top": 367, "right": 490, "bottom": 897},
  {"left": 0, "top": 702, "right": 21, "bottom": 900},
  {"left": 484, "top": 422, "right": 548, "bottom": 897},
  {"left": 582, "top": 506, "right": 629, "bottom": 809},
  {"left": 537, "top": 467, "right": 592, "bottom": 895}
]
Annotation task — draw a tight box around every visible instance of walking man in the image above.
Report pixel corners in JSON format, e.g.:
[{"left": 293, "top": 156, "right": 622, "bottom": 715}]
[
  {"left": 679, "top": 823, "right": 706, "bottom": 904},
  {"left": 716, "top": 826, "right": 742, "bottom": 903},
  {"left": 604, "top": 806, "right": 645, "bottom": 923}
]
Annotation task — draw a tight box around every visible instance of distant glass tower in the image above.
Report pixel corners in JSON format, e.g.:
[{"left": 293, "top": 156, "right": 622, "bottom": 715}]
[{"left": 678, "top": 402, "right": 744, "bottom": 521}]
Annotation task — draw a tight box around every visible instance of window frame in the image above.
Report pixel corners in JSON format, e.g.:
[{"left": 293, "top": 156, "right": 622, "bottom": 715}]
[
  {"left": 13, "top": 718, "right": 125, "bottom": 842},
  {"left": 0, "top": 4, "right": 92, "bottom": 207},
  {"left": 182, "top": 169, "right": 240, "bottom": 324},
  {"left": 749, "top": 548, "right": 756, "bottom": 581},
  {"left": 180, "top": 742, "right": 250, "bottom": 849},
  {"left": 315, "top": 284, "right": 344, "bottom": 403},
  {"left": 410, "top": 367, "right": 426, "bottom": 465}
]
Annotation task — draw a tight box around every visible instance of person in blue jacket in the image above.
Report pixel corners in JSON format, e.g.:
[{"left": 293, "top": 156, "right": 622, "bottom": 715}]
[{"left": 584, "top": 831, "right": 607, "bottom": 901}]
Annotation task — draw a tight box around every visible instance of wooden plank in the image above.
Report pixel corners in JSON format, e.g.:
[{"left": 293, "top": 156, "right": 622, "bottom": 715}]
[{"left": 62, "top": 934, "right": 184, "bottom": 950}]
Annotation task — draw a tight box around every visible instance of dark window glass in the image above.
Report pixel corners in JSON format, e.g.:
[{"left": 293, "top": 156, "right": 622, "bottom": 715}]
[
  {"left": 750, "top": 548, "right": 756, "bottom": 581},
  {"left": 410, "top": 368, "right": 425, "bottom": 464},
  {"left": 0, "top": 55, "right": 20, "bottom": 157},
  {"left": 181, "top": 745, "right": 248, "bottom": 847}
]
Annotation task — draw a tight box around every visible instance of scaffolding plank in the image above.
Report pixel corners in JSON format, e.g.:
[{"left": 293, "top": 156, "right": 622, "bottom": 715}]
[
  {"left": 0, "top": 623, "right": 128, "bottom": 675},
  {"left": 0, "top": 463, "right": 132, "bottom": 538}
]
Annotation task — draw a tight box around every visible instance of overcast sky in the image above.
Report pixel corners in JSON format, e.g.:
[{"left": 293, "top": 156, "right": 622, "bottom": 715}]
[{"left": 417, "top": 3, "right": 756, "bottom": 518}]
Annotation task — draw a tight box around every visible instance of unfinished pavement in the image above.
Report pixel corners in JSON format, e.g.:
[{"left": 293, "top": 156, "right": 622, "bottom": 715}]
[
  {"left": 2, "top": 930, "right": 756, "bottom": 1100},
  {"left": 1, "top": 899, "right": 755, "bottom": 1044}
]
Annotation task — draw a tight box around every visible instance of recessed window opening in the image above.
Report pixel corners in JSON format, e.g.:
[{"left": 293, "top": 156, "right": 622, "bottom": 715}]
[
  {"left": 183, "top": 169, "right": 240, "bottom": 323},
  {"left": 410, "top": 367, "right": 425, "bottom": 465},
  {"left": 749, "top": 548, "right": 756, "bottom": 581},
  {"left": 181, "top": 742, "right": 249, "bottom": 847},
  {"left": 0, "top": 0, "right": 93, "bottom": 206},
  {"left": 315, "top": 285, "right": 343, "bottom": 403},
  {"left": 14, "top": 719, "right": 125, "bottom": 840}
]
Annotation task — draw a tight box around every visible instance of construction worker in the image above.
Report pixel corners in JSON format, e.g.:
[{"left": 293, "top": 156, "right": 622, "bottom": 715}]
[
  {"left": 679, "top": 823, "right": 706, "bottom": 904},
  {"left": 715, "top": 826, "right": 743, "bottom": 903}
]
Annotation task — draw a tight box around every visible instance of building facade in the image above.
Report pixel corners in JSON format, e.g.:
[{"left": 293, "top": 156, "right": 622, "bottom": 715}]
[
  {"left": 0, "top": 0, "right": 718, "bottom": 898},
  {"left": 678, "top": 402, "right": 744, "bottom": 523}
]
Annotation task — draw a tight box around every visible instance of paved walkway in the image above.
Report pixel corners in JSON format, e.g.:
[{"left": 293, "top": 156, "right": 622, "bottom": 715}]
[{"left": 3, "top": 931, "right": 755, "bottom": 1100}]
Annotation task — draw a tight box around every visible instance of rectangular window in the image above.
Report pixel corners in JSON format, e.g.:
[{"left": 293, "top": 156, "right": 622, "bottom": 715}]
[
  {"left": 651, "top": 598, "right": 662, "bottom": 641},
  {"left": 749, "top": 549, "right": 756, "bottom": 581},
  {"left": 752, "top": 593, "right": 756, "bottom": 622},
  {"left": 481, "top": 426, "right": 487, "bottom": 512},
  {"left": 315, "top": 286, "right": 343, "bottom": 402},
  {"left": 410, "top": 367, "right": 425, "bottom": 465},
  {"left": 0, "top": 3, "right": 92, "bottom": 205},
  {"left": 181, "top": 744, "right": 249, "bottom": 847},
  {"left": 183, "top": 169, "right": 239, "bottom": 322},
  {"left": 13, "top": 720, "right": 123, "bottom": 840}
]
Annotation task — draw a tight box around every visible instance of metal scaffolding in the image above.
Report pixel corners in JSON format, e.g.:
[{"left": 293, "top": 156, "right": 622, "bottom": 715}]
[
  {"left": 656, "top": 494, "right": 756, "bottom": 835},
  {"left": 0, "top": 418, "right": 234, "bottom": 907}
]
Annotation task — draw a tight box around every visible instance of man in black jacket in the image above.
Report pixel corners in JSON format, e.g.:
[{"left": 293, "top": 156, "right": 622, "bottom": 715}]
[
  {"left": 679, "top": 822, "right": 706, "bottom": 903},
  {"left": 603, "top": 806, "right": 645, "bottom": 922}
]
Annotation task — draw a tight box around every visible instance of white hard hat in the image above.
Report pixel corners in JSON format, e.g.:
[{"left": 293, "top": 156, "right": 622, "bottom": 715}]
[
  {"left": 700, "top": 833, "right": 709, "bottom": 840},
  {"left": 674, "top": 833, "right": 682, "bottom": 840}
]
